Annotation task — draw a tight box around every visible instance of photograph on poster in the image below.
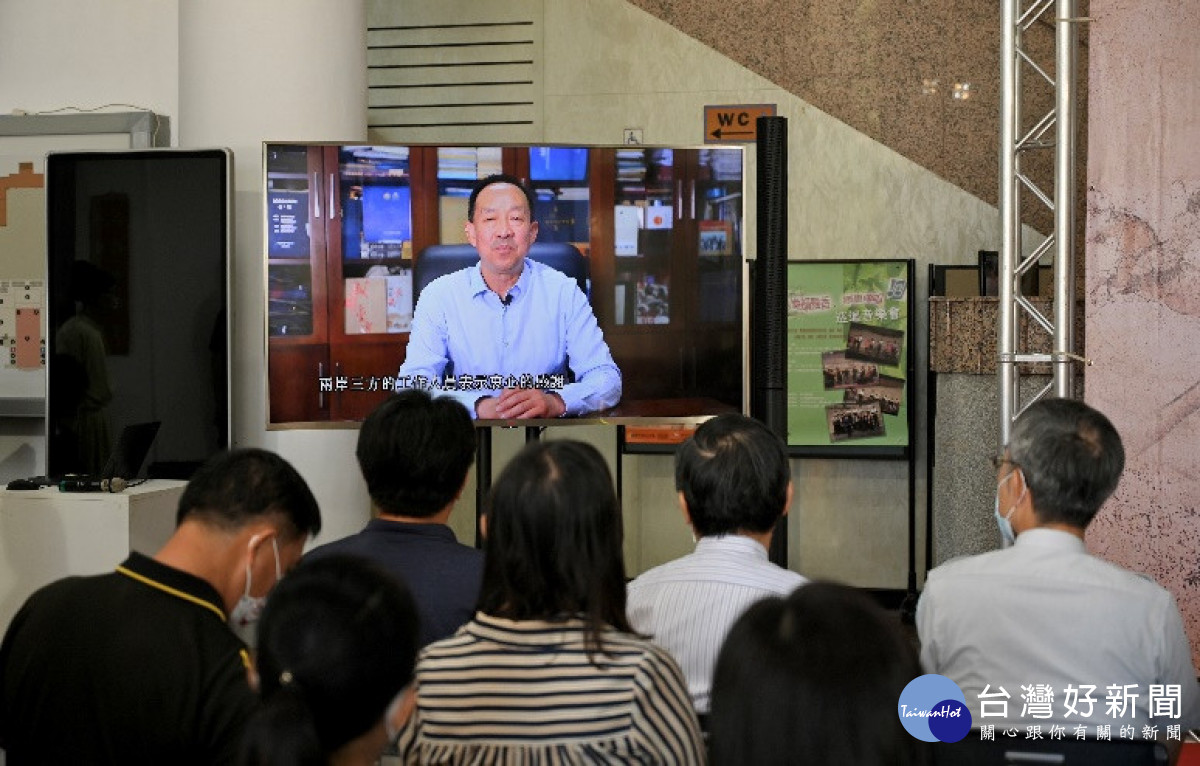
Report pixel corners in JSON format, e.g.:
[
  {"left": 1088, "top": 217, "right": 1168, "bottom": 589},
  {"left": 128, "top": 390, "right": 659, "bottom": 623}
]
[
  {"left": 820, "top": 350, "right": 880, "bottom": 390},
  {"left": 844, "top": 322, "right": 904, "bottom": 366},
  {"left": 843, "top": 374, "right": 904, "bottom": 416},
  {"left": 826, "top": 402, "right": 886, "bottom": 442}
]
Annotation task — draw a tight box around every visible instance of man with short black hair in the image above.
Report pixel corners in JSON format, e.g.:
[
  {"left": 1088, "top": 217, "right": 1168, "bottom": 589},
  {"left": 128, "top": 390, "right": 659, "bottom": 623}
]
[
  {"left": 918, "top": 397, "right": 1200, "bottom": 732},
  {"left": 626, "top": 413, "right": 807, "bottom": 716},
  {"left": 305, "top": 390, "right": 482, "bottom": 647},
  {"left": 0, "top": 448, "right": 321, "bottom": 765}
]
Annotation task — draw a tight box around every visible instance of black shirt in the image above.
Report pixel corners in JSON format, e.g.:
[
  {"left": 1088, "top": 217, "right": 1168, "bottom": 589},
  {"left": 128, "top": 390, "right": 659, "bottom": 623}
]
[
  {"left": 305, "top": 518, "right": 484, "bottom": 647},
  {"left": 0, "top": 552, "right": 255, "bottom": 765}
]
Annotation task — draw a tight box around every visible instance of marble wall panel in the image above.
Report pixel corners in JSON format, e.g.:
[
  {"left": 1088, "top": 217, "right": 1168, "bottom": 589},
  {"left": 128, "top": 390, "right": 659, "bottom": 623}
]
[{"left": 1084, "top": 0, "right": 1200, "bottom": 669}]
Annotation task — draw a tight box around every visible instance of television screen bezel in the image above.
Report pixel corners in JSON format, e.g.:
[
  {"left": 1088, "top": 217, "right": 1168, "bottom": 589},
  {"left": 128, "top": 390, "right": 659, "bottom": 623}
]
[{"left": 262, "top": 140, "right": 749, "bottom": 429}]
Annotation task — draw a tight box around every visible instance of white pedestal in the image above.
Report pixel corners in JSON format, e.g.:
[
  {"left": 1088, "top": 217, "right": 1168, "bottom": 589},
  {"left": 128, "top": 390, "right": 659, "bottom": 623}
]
[{"left": 0, "top": 480, "right": 186, "bottom": 634}]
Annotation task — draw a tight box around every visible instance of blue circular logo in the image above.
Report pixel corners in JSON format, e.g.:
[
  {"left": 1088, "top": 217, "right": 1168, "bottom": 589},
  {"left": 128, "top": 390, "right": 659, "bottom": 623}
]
[{"left": 897, "top": 674, "right": 972, "bottom": 743}]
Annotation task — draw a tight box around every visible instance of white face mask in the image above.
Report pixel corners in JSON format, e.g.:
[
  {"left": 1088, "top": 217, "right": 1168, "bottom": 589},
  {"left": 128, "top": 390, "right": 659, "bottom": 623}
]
[{"left": 229, "top": 535, "right": 281, "bottom": 647}]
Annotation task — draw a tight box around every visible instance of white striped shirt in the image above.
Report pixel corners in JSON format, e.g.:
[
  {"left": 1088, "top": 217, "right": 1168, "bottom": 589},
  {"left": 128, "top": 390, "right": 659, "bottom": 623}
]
[
  {"left": 626, "top": 535, "right": 808, "bottom": 714},
  {"left": 393, "top": 613, "right": 704, "bottom": 765}
]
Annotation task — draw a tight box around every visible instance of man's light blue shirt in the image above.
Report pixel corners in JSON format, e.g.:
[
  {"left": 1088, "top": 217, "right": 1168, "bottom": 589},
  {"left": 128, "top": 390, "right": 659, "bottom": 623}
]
[{"left": 397, "top": 258, "right": 622, "bottom": 417}]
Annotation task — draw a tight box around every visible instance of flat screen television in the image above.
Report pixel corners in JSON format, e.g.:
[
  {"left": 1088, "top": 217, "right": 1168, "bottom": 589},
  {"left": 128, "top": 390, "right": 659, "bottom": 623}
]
[
  {"left": 263, "top": 142, "right": 745, "bottom": 427},
  {"left": 45, "top": 149, "right": 231, "bottom": 479}
]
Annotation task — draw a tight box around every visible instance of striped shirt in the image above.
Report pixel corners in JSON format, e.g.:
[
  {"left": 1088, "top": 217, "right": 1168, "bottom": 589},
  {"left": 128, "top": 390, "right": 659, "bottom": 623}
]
[
  {"left": 626, "top": 535, "right": 808, "bottom": 714},
  {"left": 393, "top": 613, "right": 705, "bottom": 765}
]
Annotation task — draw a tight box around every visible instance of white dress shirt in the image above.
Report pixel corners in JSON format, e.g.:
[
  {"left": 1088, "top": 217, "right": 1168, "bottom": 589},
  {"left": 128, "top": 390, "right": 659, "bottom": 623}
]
[
  {"left": 626, "top": 534, "right": 808, "bottom": 714},
  {"left": 918, "top": 527, "right": 1200, "bottom": 733}
]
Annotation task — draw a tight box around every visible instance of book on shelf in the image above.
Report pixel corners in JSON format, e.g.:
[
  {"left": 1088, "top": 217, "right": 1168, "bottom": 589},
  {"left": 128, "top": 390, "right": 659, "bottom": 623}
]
[
  {"left": 345, "top": 277, "right": 387, "bottom": 334},
  {"left": 643, "top": 203, "right": 672, "bottom": 229},
  {"left": 439, "top": 196, "right": 470, "bottom": 243},
  {"left": 552, "top": 186, "right": 590, "bottom": 201},
  {"left": 614, "top": 205, "right": 642, "bottom": 256},
  {"left": 385, "top": 271, "right": 413, "bottom": 333},
  {"left": 635, "top": 276, "right": 670, "bottom": 325},
  {"left": 614, "top": 283, "right": 627, "bottom": 326},
  {"left": 436, "top": 146, "right": 502, "bottom": 180},
  {"left": 534, "top": 198, "right": 590, "bottom": 243},
  {"left": 698, "top": 220, "right": 733, "bottom": 256}
]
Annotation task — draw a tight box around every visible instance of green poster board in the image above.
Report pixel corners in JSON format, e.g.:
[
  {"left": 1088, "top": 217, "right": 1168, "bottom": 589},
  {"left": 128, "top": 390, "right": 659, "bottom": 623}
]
[{"left": 786, "top": 259, "right": 913, "bottom": 457}]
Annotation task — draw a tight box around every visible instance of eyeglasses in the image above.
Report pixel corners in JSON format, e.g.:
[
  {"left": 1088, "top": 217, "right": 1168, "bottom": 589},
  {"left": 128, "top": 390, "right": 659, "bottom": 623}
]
[{"left": 990, "top": 455, "right": 1021, "bottom": 472}]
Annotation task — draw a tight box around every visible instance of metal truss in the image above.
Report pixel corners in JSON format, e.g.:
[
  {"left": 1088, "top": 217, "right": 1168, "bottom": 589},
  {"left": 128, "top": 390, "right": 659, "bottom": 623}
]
[{"left": 998, "top": 0, "right": 1087, "bottom": 444}]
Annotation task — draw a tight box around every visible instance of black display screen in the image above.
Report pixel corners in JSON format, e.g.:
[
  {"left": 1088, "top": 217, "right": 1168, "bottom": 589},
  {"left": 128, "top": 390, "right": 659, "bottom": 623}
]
[{"left": 45, "top": 149, "right": 230, "bottom": 479}]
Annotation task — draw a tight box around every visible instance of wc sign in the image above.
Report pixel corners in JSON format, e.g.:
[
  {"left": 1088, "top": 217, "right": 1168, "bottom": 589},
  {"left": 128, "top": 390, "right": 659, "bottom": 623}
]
[{"left": 704, "top": 103, "right": 777, "bottom": 143}]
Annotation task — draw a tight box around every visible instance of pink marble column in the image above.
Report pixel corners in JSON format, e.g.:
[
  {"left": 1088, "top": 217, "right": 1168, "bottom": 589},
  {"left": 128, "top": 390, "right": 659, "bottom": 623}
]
[{"left": 1084, "top": 0, "right": 1200, "bottom": 669}]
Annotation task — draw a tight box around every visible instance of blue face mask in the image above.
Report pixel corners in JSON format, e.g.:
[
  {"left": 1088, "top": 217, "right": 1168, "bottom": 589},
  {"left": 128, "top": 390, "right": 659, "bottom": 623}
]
[
  {"left": 993, "top": 469, "right": 1025, "bottom": 548},
  {"left": 994, "top": 492, "right": 1017, "bottom": 547}
]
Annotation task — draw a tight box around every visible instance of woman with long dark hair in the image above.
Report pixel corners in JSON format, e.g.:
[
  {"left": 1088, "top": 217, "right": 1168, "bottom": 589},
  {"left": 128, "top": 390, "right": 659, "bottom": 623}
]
[
  {"left": 709, "top": 581, "right": 929, "bottom": 766},
  {"left": 394, "top": 439, "right": 704, "bottom": 764}
]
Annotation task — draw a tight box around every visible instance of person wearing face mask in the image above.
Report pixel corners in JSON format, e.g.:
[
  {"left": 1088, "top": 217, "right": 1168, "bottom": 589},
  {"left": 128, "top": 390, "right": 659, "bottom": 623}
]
[
  {"left": 916, "top": 398, "right": 1200, "bottom": 737},
  {"left": 0, "top": 448, "right": 322, "bottom": 765}
]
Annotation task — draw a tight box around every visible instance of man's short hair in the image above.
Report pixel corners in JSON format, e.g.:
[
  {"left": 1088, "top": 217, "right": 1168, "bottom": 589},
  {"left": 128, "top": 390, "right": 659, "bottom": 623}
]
[
  {"left": 176, "top": 448, "right": 321, "bottom": 540},
  {"left": 1006, "top": 397, "right": 1125, "bottom": 528},
  {"left": 356, "top": 390, "right": 475, "bottom": 519},
  {"left": 675, "top": 413, "right": 791, "bottom": 537},
  {"left": 467, "top": 173, "right": 536, "bottom": 222}
]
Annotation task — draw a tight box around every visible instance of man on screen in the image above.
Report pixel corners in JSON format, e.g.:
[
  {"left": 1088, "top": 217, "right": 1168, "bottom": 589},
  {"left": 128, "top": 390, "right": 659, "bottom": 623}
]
[{"left": 397, "top": 174, "right": 621, "bottom": 419}]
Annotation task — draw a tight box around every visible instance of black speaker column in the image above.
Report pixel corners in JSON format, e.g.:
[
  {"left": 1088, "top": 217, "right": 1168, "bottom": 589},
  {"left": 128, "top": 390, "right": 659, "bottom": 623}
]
[{"left": 752, "top": 116, "right": 789, "bottom": 567}]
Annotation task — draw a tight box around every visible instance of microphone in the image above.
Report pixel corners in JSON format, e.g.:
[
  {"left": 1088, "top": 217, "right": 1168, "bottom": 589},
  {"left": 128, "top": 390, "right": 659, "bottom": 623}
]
[
  {"left": 501, "top": 294, "right": 513, "bottom": 307},
  {"left": 59, "top": 477, "right": 129, "bottom": 493}
]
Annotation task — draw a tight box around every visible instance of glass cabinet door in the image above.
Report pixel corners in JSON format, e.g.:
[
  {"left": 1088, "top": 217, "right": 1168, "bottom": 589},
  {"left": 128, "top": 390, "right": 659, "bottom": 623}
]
[
  {"left": 266, "top": 144, "right": 319, "bottom": 339},
  {"left": 693, "top": 148, "right": 744, "bottom": 326},
  {"left": 613, "top": 147, "right": 676, "bottom": 326},
  {"left": 336, "top": 145, "right": 414, "bottom": 337}
]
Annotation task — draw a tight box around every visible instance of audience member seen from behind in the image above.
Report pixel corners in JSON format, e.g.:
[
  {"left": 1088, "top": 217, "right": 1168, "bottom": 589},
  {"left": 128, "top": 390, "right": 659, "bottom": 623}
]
[
  {"left": 239, "top": 555, "right": 420, "bottom": 766},
  {"left": 709, "top": 582, "right": 928, "bottom": 766},
  {"left": 397, "top": 173, "right": 621, "bottom": 419},
  {"left": 305, "top": 390, "right": 481, "bottom": 647},
  {"left": 917, "top": 397, "right": 1200, "bottom": 732},
  {"left": 393, "top": 440, "right": 704, "bottom": 765},
  {"left": 0, "top": 448, "right": 321, "bottom": 765},
  {"left": 626, "top": 412, "right": 807, "bottom": 716}
]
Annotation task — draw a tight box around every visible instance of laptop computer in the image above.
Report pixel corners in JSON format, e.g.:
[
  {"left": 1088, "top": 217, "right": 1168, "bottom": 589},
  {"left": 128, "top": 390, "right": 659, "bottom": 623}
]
[{"left": 98, "top": 421, "right": 162, "bottom": 480}]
